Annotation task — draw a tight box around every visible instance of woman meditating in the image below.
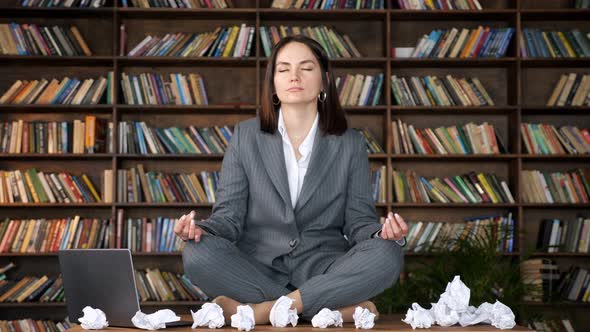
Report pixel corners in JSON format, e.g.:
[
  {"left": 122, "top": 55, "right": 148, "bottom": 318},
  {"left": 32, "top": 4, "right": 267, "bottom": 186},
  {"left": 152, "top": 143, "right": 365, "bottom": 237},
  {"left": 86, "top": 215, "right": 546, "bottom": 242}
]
[{"left": 174, "top": 35, "right": 408, "bottom": 325}]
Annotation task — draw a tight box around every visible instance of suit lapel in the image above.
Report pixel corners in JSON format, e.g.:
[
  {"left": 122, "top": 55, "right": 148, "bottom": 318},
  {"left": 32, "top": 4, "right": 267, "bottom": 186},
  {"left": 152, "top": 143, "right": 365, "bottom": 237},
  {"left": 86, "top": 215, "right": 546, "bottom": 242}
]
[
  {"left": 294, "top": 129, "right": 341, "bottom": 213},
  {"left": 256, "top": 130, "right": 292, "bottom": 208}
]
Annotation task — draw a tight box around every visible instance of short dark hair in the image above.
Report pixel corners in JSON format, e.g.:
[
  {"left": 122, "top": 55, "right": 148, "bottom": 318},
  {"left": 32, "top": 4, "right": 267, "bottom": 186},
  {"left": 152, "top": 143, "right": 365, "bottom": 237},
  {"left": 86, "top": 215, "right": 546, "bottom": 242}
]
[{"left": 259, "top": 35, "right": 347, "bottom": 136}]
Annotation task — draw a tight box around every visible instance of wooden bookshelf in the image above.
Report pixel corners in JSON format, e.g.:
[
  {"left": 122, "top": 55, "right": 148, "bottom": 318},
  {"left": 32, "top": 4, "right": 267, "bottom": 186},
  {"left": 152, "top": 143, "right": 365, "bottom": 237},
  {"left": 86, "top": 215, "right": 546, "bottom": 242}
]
[{"left": 0, "top": 0, "right": 589, "bottom": 329}]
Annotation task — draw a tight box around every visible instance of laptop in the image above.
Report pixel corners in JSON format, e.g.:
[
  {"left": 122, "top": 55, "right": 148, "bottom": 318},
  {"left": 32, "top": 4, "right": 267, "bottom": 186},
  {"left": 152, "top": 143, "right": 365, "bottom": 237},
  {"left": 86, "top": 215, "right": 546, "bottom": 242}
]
[{"left": 58, "top": 249, "right": 193, "bottom": 327}]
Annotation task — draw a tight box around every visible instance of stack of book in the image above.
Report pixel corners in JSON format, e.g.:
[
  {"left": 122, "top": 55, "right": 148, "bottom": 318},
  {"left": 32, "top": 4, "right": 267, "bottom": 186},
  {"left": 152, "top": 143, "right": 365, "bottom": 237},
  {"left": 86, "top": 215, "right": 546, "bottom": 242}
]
[
  {"left": 520, "top": 28, "right": 590, "bottom": 58},
  {"left": 390, "top": 75, "right": 494, "bottom": 106},
  {"left": 0, "top": 117, "right": 113, "bottom": 154},
  {"left": 392, "top": 169, "right": 515, "bottom": 204},
  {"left": 407, "top": 27, "right": 514, "bottom": 58},
  {"left": 125, "top": 25, "right": 254, "bottom": 58},
  {"left": 403, "top": 214, "right": 514, "bottom": 253},
  {"left": 521, "top": 123, "right": 590, "bottom": 155},
  {"left": 546, "top": 73, "right": 590, "bottom": 107},
  {"left": 0, "top": 169, "right": 110, "bottom": 204},
  {"left": 0, "top": 72, "right": 114, "bottom": 105},
  {"left": 270, "top": 0, "right": 385, "bottom": 9},
  {"left": 121, "top": 0, "right": 233, "bottom": 8},
  {"left": 134, "top": 268, "right": 208, "bottom": 302},
  {"left": 521, "top": 258, "right": 560, "bottom": 303},
  {"left": 536, "top": 217, "right": 590, "bottom": 253},
  {"left": 392, "top": 119, "right": 506, "bottom": 154},
  {"left": 114, "top": 211, "right": 185, "bottom": 252},
  {"left": 355, "top": 127, "right": 383, "bottom": 153},
  {"left": 260, "top": 25, "right": 361, "bottom": 58},
  {"left": 0, "top": 217, "right": 112, "bottom": 253},
  {"left": 19, "top": 0, "right": 105, "bottom": 7},
  {"left": 0, "top": 274, "right": 64, "bottom": 303},
  {"left": 120, "top": 72, "right": 208, "bottom": 105},
  {"left": 0, "top": 23, "right": 92, "bottom": 56},
  {"left": 521, "top": 169, "right": 590, "bottom": 204},
  {"left": 395, "top": 0, "right": 482, "bottom": 10},
  {"left": 336, "top": 73, "right": 383, "bottom": 106},
  {"left": 116, "top": 164, "right": 218, "bottom": 203},
  {"left": 118, "top": 122, "right": 232, "bottom": 154}
]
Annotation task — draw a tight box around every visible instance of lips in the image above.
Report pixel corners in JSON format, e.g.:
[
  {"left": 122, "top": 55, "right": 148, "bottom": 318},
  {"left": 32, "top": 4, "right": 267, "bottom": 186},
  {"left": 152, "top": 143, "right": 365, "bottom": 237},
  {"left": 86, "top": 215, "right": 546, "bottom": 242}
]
[{"left": 287, "top": 87, "right": 303, "bottom": 92}]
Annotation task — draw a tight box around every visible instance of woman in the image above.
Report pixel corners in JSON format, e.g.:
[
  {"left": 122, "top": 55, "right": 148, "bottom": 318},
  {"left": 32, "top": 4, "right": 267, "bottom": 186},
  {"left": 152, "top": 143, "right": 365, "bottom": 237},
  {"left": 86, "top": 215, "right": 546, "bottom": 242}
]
[{"left": 174, "top": 35, "right": 408, "bottom": 324}]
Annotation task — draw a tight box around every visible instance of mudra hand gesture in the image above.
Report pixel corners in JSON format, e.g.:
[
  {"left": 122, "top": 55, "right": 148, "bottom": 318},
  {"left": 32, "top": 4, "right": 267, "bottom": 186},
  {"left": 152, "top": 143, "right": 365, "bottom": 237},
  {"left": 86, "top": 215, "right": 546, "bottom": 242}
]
[{"left": 379, "top": 212, "right": 409, "bottom": 241}]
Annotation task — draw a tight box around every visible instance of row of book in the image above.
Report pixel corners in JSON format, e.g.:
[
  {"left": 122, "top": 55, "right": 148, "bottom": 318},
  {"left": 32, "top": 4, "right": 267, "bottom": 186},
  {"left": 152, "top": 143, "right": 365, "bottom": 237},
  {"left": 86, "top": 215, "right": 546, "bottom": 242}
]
[
  {"left": 392, "top": 169, "right": 515, "bottom": 203},
  {"left": 0, "top": 319, "right": 72, "bottom": 332},
  {"left": 402, "top": 214, "right": 514, "bottom": 253},
  {"left": 0, "top": 72, "right": 115, "bottom": 105},
  {"left": 0, "top": 275, "right": 64, "bottom": 303},
  {"left": 20, "top": 0, "right": 105, "bottom": 7},
  {"left": 0, "top": 270, "right": 208, "bottom": 303},
  {"left": 371, "top": 165, "right": 386, "bottom": 203},
  {"left": 392, "top": 119, "right": 505, "bottom": 155},
  {"left": 0, "top": 23, "right": 91, "bottom": 56},
  {"left": 135, "top": 268, "right": 209, "bottom": 301},
  {"left": 271, "top": 0, "right": 385, "bottom": 9},
  {"left": 122, "top": 0, "right": 233, "bottom": 8},
  {"left": 1, "top": 117, "right": 112, "bottom": 154},
  {"left": 520, "top": 28, "right": 590, "bottom": 59},
  {"left": 260, "top": 25, "right": 361, "bottom": 58},
  {"left": 521, "top": 123, "right": 590, "bottom": 155},
  {"left": 409, "top": 27, "right": 514, "bottom": 58},
  {"left": 0, "top": 169, "right": 112, "bottom": 204},
  {"left": 526, "top": 318, "right": 575, "bottom": 332},
  {"left": 395, "top": 0, "right": 482, "bottom": 10},
  {"left": 390, "top": 75, "right": 494, "bottom": 106},
  {"left": 356, "top": 127, "right": 384, "bottom": 153},
  {"left": 121, "top": 72, "right": 209, "bottom": 105},
  {"left": 0, "top": 218, "right": 111, "bottom": 253},
  {"left": 125, "top": 25, "right": 255, "bottom": 58},
  {"left": 560, "top": 266, "right": 590, "bottom": 302},
  {"left": 119, "top": 122, "right": 232, "bottom": 155},
  {"left": 521, "top": 169, "right": 590, "bottom": 204},
  {"left": 547, "top": 73, "right": 590, "bottom": 107},
  {"left": 117, "top": 165, "right": 218, "bottom": 203},
  {"left": 336, "top": 73, "right": 383, "bottom": 106},
  {"left": 114, "top": 213, "right": 186, "bottom": 252},
  {"left": 536, "top": 216, "right": 590, "bottom": 254}
]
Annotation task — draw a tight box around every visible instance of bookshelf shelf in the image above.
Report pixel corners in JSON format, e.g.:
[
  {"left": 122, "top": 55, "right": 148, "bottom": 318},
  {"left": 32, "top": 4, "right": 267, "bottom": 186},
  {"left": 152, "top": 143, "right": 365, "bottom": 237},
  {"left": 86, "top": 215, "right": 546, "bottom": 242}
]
[
  {"left": 0, "top": 1, "right": 589, "bottom": 328},
  {"left": 529, "top": 252, "right": 590, "bottom": 258},
  {"left": 0, "top": 301, "right": 205, "bottom": 308}
]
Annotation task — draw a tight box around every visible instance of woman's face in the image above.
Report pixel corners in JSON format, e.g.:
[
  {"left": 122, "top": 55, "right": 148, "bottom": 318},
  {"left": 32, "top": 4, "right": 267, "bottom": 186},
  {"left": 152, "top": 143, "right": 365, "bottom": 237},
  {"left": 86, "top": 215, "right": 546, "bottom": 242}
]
[{"left": 273, "top": 42, "right": 324, "bottom": 107}]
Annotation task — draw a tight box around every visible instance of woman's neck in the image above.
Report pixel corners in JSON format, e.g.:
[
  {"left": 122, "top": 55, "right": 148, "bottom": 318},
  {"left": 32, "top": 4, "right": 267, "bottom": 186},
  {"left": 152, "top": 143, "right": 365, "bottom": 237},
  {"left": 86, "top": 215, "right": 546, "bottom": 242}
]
[{"left": 281, "top": 104, "right": 318, "bottom": 143}]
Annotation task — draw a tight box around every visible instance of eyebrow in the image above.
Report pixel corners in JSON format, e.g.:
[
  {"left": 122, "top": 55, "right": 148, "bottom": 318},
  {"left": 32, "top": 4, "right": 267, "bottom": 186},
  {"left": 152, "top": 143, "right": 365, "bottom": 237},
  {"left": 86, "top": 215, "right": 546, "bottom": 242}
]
[{"left": 276, "top": 60, "right": 316, "bottom": 66}]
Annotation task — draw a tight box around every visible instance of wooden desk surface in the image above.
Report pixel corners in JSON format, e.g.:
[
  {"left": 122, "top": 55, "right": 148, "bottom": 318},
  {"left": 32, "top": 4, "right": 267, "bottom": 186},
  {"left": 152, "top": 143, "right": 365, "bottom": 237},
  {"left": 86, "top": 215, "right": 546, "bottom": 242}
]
[{"left": 66, "top": 316, "right": 534, "bottom": 332}]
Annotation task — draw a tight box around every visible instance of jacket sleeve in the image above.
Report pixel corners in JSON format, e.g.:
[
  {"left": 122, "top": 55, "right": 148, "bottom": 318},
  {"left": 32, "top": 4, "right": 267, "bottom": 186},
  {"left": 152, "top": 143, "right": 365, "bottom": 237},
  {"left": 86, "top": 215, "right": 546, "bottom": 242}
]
[
  {"left": 343, "top": 132, "right": 383, "bottom": 246},
  {"left": 194, "top": 122, "right": 248, "bottom": 242}
]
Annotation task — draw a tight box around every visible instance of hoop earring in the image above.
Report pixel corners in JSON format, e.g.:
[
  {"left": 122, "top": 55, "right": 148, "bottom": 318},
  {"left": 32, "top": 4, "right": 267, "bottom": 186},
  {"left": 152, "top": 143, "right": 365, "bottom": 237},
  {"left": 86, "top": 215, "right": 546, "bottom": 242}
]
[
  {"left": 272, "top": 93, "right": 281, "bottom": 106},
  {"left": 318, "top": 91, "right": 327, "bottom": 103}
]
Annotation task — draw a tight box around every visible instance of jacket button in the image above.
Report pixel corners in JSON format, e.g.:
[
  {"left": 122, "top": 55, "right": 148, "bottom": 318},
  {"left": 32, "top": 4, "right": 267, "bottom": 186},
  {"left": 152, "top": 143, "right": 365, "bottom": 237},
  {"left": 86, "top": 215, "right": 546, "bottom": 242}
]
[{"left": 289, "top": 239, "right": 299, "bottom": 248}]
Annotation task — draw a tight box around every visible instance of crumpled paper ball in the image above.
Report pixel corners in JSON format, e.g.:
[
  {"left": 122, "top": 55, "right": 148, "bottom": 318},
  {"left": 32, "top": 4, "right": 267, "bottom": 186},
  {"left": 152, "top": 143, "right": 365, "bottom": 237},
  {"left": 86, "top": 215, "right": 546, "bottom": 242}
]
[
  {"left": 230, "top": 305, "right": 255, "bottom": 331},
  {"left": 78, "top": 306, "right": 108, "bottom": 330},
  {"left": 131, "top": 309, "right": 180, "bottom": 330},
  {"left": 191, "top": 303, "right": 225, "bottom": 328},
  {"left": 311, "top": 308, "right": 343, "bottom": 328},
  {"left": 353, "top": 306, "right": 376, "bottom": 329},
  {"left": 269, "top": 295, "right": 299, "bottom": 327},
  {"left": 402, "top": 303, "right": 435, "bottom": 329}
]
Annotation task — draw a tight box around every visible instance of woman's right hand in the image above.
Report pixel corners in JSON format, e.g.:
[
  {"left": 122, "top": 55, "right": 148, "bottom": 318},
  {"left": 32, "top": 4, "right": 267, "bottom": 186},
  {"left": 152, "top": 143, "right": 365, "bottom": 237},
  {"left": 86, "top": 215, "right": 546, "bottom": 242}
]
[{"left": 174, "top": 211, "right": 208, "bottom": 242}]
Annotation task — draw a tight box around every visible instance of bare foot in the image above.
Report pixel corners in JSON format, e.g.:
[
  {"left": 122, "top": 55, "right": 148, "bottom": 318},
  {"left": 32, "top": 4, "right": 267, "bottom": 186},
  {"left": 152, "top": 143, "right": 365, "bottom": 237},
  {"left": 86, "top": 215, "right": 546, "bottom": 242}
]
[{"left": 212, "top": 295, "right": 243, "bottom": 324}]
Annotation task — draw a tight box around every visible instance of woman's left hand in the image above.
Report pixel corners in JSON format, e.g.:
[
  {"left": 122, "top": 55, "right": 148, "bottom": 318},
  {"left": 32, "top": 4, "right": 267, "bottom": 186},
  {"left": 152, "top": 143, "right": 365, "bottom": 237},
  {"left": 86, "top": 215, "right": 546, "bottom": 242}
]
[{"left": 380, "top": 212, "right": 409, "bottom": 241}]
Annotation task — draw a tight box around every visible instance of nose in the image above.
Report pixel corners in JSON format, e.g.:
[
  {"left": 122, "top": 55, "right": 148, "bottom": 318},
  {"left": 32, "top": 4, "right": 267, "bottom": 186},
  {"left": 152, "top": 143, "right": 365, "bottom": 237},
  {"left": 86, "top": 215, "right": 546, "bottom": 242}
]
[{"left": 290, "top": 72, "right": 300, "bottom": 82}]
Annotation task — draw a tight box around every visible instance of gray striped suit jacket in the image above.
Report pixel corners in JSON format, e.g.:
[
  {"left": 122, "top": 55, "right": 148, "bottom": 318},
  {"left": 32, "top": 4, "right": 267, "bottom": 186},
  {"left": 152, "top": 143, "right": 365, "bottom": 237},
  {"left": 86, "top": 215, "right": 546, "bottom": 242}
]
[{"left": 195, "top": 117, "right": 383, "bottom": 269}]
